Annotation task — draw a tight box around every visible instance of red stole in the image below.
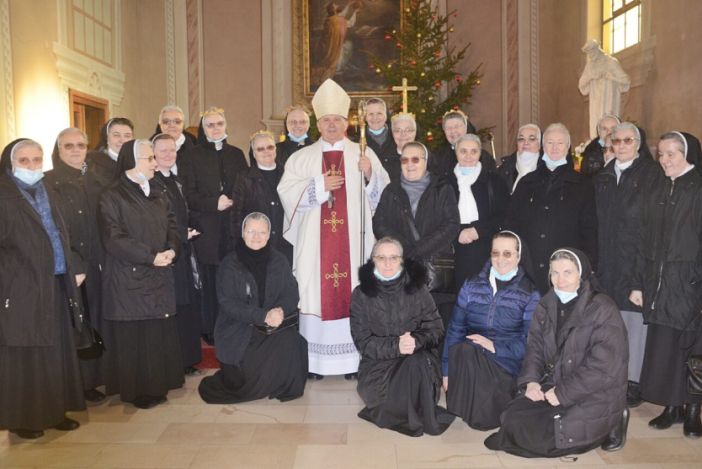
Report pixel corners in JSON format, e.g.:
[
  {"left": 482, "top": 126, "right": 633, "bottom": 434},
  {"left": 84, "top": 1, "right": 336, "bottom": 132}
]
[{"left": 319, "top": 150, "right": 352, "bottom": 321}]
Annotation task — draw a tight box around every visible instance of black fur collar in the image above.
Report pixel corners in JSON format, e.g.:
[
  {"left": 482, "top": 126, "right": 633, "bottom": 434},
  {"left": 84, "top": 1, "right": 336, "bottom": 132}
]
[{"left": 358, "top": 257, "right": 428, "bottom": 297}]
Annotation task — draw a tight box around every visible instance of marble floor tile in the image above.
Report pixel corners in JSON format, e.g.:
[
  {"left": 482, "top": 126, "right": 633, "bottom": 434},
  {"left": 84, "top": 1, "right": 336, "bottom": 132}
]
[
  {"left": 0, "top": 442, "right": 104, "bottom": 467},
  {"left": 597, "top": 438, "right": 702, "bottom": 465},
  {"left": 51, "top": 423, "right": 169, "bottom": 445},
  {"left": 189, "top": 444, "right": 297, "bottom": 469},
  {"left": 303, "top": 405, "right": 364, "bottom": 423},
  {"left": 250, "top": 423, "right": 348, "bottom": 446},
  {"left": 127, "top": 404, "right": 221, "bottom": 424},
  {"left": 156, "top": 422, "right": 255, "bottom": 445},
  {"left": 89, "top": 443, "right": 200, "bottom": 468},
  {"left": 394, "top": 442, "right": 502, "bottom": 468},
  {"left": 293, "top": 444, "right": 397, "bottom": 469},
  {"left": 214, "top": 404, "right": 307, "bottom": 424}
]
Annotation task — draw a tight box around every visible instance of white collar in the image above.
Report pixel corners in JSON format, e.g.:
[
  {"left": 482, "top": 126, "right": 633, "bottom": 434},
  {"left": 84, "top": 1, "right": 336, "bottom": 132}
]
[
  {"left": 175, "top": 134, "right": 186, "bottom": 151},
  {"left": 321, "top": 139, "right": 345, "bottom": 152},
  {"left": 671, "top": 164, "right": 696, "bottom": 181}
]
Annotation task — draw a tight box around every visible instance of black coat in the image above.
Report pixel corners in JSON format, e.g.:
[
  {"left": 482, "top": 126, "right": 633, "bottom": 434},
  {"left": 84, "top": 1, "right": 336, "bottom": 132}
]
[
  {"left": 518, "top": 280, "right": 627, "bottom": 450},
  {"left": 496, "top": 152, "right": 518, "bottom": 191},
  {"left": 367, "top": 129, "right": 402, "bottom": 183},
  {"left": 180, "top": 141, "right": 247, "bottom": 264},
  {"left": 44, "top": 158, "right": 105, "bottom": 329},
  {"left": 0, "top": 174, "right": 86, "bottom": 346},
  {"left": 447, "top": 167, "right": 510, "bottom": 287},
  {"left": 98, "top": 174, "right": 180, "bottom": 321},
  {"left": 230, "top": 164, "right": 288, "bottom": 251},
  {"left": 580, "top": 138, "right": 605, "bottom": 177},
  {"left": 152, "top": 171, "right": 195, "bottom": 305},
  {"left": 594, "top": 156, "right": 661, "bottom": 310},
  {"left": 276, "top": 137, "right": 313, "bottom": 168},
  {"left": 214, "top": 248, "right": 299, "bottom": 366},
  {"left": 373, "top": 175, "right": 460, "bottom": 262},
  {"left": 634, "top": 168, "right": 702, "bottom": 329},
  {"left": 350, "top": 258, "right": 444, "bottom": 407},
  {"left": 86, "top": 150, "right": 119, "bottom": 190},
  {"left": 505, "top": 164, "right": 598, "bottom": 294},
  {"left": 429, "top": 142, "right": 497, "bottom": 180}
]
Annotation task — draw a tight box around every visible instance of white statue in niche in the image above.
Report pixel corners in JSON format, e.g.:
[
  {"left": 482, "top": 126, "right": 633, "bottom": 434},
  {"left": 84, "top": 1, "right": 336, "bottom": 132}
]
[{"left": 578, "top": 39, "right": 631, "bottom": 138}]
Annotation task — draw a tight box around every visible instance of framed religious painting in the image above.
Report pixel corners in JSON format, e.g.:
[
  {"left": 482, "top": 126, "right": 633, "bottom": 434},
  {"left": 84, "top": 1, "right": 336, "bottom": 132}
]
[{"left": 292, "top": 0, "right": 405, "bottom": 104}]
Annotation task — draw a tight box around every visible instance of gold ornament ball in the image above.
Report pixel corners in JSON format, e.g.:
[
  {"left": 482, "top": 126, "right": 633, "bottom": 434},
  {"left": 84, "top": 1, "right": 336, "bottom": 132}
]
[
  {"left": 421, "top": 109, "right": 426, "bottom": 113},
  {"left": 449, "top": 27, "right": 454, "bottom": 33},
  {"left": 387, "top": 64, "right": 392, "bottom": 69},
  {"left": 476, "top": 79, "right": 481, "bottom": 86},
  {"left": 375, "top": 68, "right": 381, "bottom": 73},
  {"left": 420, "top": 72, "right": 425, "bottom": 77},
  {"left": 427, "top": 131, "right": 433, "bottom": 136},
  {"left": 417, "top": 33, "right": 422, "bottom": 38}
]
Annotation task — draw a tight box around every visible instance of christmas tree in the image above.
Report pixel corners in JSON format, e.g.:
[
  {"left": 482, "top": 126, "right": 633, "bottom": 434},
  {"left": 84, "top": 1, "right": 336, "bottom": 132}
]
[{"left": 367, "top": 0, "right": 485, "bottom": 148}]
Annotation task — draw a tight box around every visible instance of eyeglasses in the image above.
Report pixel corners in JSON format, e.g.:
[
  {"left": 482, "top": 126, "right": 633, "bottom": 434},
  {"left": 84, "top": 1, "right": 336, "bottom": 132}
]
[
  {"left": 490, "top": 250, "right": 517, "bottom": 259},
  {"left": 373, "top": 255, "right": 402, "bottom": 264},
  {"left": 517, "top": 136, "right": 539, "bottom": 143},
  {"left": 245, "top": 229, "right": 269, "bottom": 237},
  {"left": 137, "top": 156, "right": 155, "bottom": 162},
  {"left": 287, "top": 120, "right": 308, "bottom": 126},
  {"left": 205, "top": 121, "right": 226, "bottom": 129},
  {"left": 400, "top": 156, "right": 425, "bottom": 165},
  {"left": 392, "top": 128, "right": 415, "bottom": 135},
  {"left": 62, "top": 142, "right": 87, "bottom": 150},
  {"left": 612, "top": 137, "right": 638, "bottom": 146},
  {"left": 255, "top": 145, "right": 276, "bottom": 152},
  {"left": 161, "top": 118, "right": 183, "bottom": 126}
]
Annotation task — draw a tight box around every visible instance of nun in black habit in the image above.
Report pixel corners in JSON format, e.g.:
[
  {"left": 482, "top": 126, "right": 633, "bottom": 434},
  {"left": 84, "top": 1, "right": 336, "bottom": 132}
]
[
  {"left": 86, "top": 117, "right": 134, "bottom": 189},
  {"left": 44, "top": 128, "right": 108, "bottom": 402},
  {"left": 0, "top": 139, "right": 86, "bottom": 438},
  {"left": 98, "top": 139, "right": 184, "bottom": 409},
  {"left": 275, "top": 105, "right": 314, "bottom": 167},
  {"left": 179, "top": 107, "right": 248, "bottom": 344},
  {"left": 198, "top": 212, "right": 307, "bottom": 404},
  {"left": 151, "top": 104, "right": 197, "bottom": 165},
  {"left": 151, "top": 133, "right": 203, "bottom": 374}
]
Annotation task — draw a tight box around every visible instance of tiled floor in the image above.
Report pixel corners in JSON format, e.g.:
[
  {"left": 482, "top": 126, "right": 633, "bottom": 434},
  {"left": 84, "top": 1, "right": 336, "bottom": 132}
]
[{"left": 1, "top": 371, "right": 701, "bottom": 468}]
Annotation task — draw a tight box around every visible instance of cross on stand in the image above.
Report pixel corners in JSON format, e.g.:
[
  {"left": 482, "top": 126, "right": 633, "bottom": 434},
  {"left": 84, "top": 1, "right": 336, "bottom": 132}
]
[{"left": 391, "top": 78, "right": 418, "bottom": 114}]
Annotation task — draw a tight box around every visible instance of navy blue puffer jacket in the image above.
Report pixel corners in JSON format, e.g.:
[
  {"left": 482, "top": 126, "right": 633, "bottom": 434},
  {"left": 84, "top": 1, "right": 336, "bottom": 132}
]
[{"left": 442, "top": 262, "right": 540, "bottom": 376}]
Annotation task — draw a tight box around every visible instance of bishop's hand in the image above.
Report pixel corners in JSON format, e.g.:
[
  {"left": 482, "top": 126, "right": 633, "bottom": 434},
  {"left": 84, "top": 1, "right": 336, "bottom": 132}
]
[
  {"left": 323, "top": 171, "right": 345, "bottom": 192},
  {"left": 358, "top": 155, "right": 372, "bottom": 180}
]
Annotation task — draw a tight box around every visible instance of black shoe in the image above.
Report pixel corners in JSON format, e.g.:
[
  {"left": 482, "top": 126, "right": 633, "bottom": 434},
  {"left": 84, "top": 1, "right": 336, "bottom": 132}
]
[
  {"left": 484, "top": 432, "right": 501, "bottom": 450},
  {"left": 84, "top": 388, "right": 106, "bottom": 402},
  {"left": 202, "top": 334, "right": 215, "bottom": 346},
  {"left": 648, "top": 405, "right": 684, "bottom": 429},
  {"left": 54, "top": 417, "right": 80, "bottom": 431},
  {"left": 684, "top": 403, "right": 702, "bottom": 438},
  {"left": 307, "top": 373, "right": 324, "bottom": 380},
  {"left": 344, "top": 373, "right": 358, "bottom": 380},
  {"left": 626, "top": 381, "right": 643, "bottom": 408},
  {"left": 10, "top": 428, "right": 44, "bottom": 439},
  {"left": 133, "top": 395, "right": 167, "bottom": 409},
  {"left": 601, "top": 408, "right": 629, "bottom": 451}
]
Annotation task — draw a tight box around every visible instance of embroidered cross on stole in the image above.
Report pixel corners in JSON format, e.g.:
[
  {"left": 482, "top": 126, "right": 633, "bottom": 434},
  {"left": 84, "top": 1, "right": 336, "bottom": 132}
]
[{"left": 320, "top": 150, "right": 351, "bottom": 321}]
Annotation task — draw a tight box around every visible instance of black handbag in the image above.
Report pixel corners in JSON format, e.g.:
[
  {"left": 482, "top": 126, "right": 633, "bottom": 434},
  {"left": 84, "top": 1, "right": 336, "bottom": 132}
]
[
  {"left": 75, "top": 283, "right": 105, "bottom": 360},
  {"left": 404, "top": 210, "right": 456, "bottom": 294},
  {"left": 682, "top": 309, "right": 702, "bottom": 396}
]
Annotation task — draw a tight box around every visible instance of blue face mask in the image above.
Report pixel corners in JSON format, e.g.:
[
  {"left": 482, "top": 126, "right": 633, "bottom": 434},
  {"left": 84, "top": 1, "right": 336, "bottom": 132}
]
[
  {"left": 554, "top": 288, "right": 578, "bottom": 304},
  {"left": 374, "top": 267, "right": 402, "bottom": 282},
  {"left": 598, "top": 137, "right": 605, "bottom": 147},
  {"left": 288, "top": 132, "right": 308, "bottom": 143},
  {"left": 368, "top": 127, "right": 385, "bottom": 136},
  {"left": 490, "top": 266, "right": 518, "bottom": 282},
  {"left": 542, "top": 153, "right": 568, "bottom": 171},
  {"left": 459, "top": 166, "right": 479, "bottom": 176},
  {"left": 13, "top": 167, "right": 44, "bottom": 186}
]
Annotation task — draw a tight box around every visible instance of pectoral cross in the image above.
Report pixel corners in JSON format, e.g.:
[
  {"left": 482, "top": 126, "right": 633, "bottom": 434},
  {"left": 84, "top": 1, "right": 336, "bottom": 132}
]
[
  {"left": 326, "top": 164, "right": 342, "bottom": 208},
  {"left": 392, "top": 78, "right": 418, "bottom": 114}
]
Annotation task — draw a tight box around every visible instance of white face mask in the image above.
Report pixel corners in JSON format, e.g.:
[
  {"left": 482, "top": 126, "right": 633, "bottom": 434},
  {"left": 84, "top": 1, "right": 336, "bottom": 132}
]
[
  {"left": 554, "top": 288, "right": 578, "bottom": 304},
  {"left": 13, "top": 167, "right": 44, "bottom": 185}
]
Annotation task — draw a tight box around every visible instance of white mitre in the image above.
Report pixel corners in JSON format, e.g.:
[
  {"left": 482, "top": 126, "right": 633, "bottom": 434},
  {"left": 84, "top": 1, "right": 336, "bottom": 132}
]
[{"left": 311, "top": 79, "right": 351, "bottom": 119}]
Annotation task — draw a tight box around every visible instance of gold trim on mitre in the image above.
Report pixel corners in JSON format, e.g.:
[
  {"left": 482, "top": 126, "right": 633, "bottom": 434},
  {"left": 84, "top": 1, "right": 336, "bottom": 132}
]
[{"left": 312, "top": 79, "right": 350, "bottom": 119}]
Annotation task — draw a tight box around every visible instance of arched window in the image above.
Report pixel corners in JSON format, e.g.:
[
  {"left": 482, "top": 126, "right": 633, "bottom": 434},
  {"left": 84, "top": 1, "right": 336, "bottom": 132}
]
[{"left": 602, "top": 0, "right": 641, "bottom": 54}]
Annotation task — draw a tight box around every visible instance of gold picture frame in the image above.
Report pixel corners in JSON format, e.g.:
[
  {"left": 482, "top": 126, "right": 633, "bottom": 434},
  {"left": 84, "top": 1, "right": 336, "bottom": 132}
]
[{"left": 292, "top": 0, "right": 405, "bottom": 105}]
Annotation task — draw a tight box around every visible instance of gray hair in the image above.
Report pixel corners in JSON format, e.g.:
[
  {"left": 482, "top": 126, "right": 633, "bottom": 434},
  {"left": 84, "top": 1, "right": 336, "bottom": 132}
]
[
  {"left": 518, "top": 123, "right": 541, "bottom": 144},
  {"left": 612, "top": 122, "right": 641, "bottom": 151},
  {"left": 442, "top": 111, "right": 468, "bottom": 128},
  {"left": 596, "top": 114, "right": 621, "bottom": 134},
  {"left": 57, "top": 127, "right": 88, "bottom": 146},
  {"left": 371, "top": 236, "right": 404, "bottom": 258},
  {"left": 242, "top": 211, "right": 271, "bottom": 237},
  {"left": 455, "top": 133, "right": 482, "bottom": 151},
  {"left": 10, "top": 139, "right": 43, "bottom": 163},
  {"left": 365, "top": 97, "right": 387, "bottom": 114},
  {"left": 549, "top": 249, "right": 582, "bottom": 277},
  {"left": 159, "top": 105, "right": 185, "bottom": 120},
  {"left": 543, "top": 123, "right": 571, "bottom": 148},
  {"left": 660, "top": 131, "right": 688, "bottom": 157},
  {"left": 391, "top": 113, "right": 416, "bottom": 130},
  {"left": 402, "top": 141, "right": 429, "bottom": 162}
]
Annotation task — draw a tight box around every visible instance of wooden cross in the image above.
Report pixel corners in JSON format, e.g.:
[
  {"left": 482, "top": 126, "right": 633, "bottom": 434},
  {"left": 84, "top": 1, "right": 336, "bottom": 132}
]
[
  {"left": 323, "top": 211, "right": 344, "bottom": 233},
  {"left": 392, "top": 78, "right": 418, "bottom": 114},
  {"left": 324, "top": 262, "right": 348, "bottom": 288}
]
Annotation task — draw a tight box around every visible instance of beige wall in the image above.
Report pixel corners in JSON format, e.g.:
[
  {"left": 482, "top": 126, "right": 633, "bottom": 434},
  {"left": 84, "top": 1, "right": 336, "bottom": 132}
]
[
  {"left": 115, "top": 0, "right": 170, "bottom": 139},
  {"left": 201, "top": 0, "right": 262, "bottom": 151}
]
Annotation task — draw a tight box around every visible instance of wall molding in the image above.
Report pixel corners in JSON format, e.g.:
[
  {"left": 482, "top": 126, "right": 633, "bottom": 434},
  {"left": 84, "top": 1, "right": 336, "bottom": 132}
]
[
  {"left": 164, "top": 0, "right": 176, "bottom": 105},
  {"left": 186, "top": 0, "right": 203, "bottom": 123},
  {"left": 0, "top": 0, "right": 15, "bottom": 141}
]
